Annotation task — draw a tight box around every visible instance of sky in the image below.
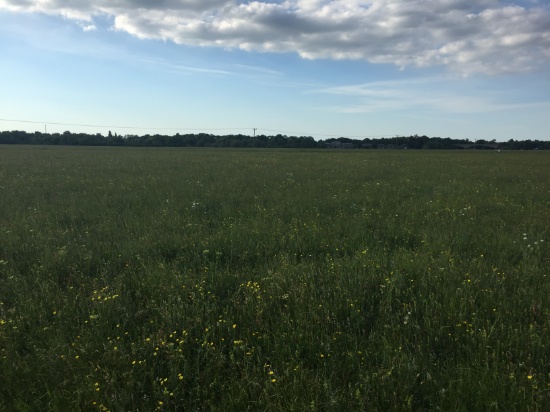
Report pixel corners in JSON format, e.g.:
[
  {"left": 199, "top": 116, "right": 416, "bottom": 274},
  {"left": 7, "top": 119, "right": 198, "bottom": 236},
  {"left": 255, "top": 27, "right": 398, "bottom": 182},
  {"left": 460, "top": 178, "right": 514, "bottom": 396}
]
[{"left": 1, "top": 0, "right": 549, "bottom": 141}]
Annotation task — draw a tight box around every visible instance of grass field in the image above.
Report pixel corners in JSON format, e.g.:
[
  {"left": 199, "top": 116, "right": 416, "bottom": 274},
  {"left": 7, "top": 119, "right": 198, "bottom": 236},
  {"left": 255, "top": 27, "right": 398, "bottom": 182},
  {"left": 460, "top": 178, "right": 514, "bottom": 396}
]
[{"left": 0, "top": 145, "right": 548, "bottom": 411}]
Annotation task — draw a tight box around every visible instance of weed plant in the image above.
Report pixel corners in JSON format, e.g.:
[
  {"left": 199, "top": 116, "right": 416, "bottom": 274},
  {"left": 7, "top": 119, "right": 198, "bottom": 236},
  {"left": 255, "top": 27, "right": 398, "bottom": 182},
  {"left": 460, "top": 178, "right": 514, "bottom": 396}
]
[{"left": 0, "top": 146, "right": 548, "bottom": 411}]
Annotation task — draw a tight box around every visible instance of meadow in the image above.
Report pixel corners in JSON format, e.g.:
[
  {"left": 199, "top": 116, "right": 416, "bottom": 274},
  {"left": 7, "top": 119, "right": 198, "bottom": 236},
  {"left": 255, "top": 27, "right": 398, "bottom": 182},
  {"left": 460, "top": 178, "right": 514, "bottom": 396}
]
[{"left": 0, "top": 145, "right": 548, "bottom": 411}]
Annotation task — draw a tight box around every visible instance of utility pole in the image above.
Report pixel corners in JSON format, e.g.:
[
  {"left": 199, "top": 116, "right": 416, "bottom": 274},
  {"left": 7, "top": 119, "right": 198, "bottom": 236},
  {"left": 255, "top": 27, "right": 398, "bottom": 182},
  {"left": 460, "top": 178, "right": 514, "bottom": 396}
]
[{"left": 253, "top": 128, "right": 257, "bottom": 148}]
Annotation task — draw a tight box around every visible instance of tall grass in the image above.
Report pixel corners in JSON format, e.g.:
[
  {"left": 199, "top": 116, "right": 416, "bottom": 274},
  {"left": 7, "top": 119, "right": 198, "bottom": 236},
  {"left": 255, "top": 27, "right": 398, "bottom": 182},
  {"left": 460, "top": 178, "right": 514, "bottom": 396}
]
[{"left": 0, "top": 146, "right": 548, "bottom": 411}]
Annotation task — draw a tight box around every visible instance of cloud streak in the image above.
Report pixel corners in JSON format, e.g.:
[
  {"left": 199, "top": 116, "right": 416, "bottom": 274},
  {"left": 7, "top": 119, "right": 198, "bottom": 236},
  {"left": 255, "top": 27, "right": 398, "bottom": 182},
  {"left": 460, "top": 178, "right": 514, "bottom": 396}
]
[
  {"left": 314, "top": 76, "right": 550, "bottom": 114},
  {"left": 1, "top": 0, "right": 549, "bottom": 75}
]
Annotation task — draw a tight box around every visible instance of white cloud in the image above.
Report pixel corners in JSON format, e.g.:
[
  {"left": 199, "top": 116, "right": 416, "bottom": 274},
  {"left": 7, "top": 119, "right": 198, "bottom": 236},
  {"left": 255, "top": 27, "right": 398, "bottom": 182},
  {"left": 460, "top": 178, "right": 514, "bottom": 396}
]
[
  {"left": 1, "top": 0, "right": 549, "bottom": 75},
  {"left": 81, "top": 23, "right": 97, "bottom": 32},
  {"left": 314, "top": 76, "right": 550, "bottom": 114}
]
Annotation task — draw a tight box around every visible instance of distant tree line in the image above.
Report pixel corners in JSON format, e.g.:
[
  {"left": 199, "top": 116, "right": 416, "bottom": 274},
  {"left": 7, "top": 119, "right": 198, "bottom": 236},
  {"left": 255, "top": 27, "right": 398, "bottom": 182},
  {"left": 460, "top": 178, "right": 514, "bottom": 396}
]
[
  {"left": 0, "top": 130, "right": 317, "bottom": 148},
  {"left": 0, "top": 130, "right": 548, "bottom": 150},
  {"left": 322, "top": 135, "right": 550, "bottom": 150}
]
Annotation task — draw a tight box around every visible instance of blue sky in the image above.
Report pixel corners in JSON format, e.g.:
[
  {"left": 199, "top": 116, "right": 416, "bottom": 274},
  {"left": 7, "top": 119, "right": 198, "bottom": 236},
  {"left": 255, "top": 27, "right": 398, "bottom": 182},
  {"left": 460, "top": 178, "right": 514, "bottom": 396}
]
[{"left": 1, "top": 1, "right": 549, "bottom": 141}]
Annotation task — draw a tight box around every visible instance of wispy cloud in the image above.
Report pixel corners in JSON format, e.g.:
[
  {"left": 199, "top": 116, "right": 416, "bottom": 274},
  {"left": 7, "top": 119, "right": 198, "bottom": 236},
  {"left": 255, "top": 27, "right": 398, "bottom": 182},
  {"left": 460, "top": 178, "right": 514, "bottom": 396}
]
[
  {"left": 1, "top": 1, "right": 549, "bottom": 75},
  {"left": 143, "top": 57, "right": 235, "bottom": 76},
  {"left": 231, "top": 64, "right": 283, "bottom": 77},
  {"left": 314, "top": 76, "right": 550, "bottom": 114},
  {"left": 80, "top": 23, "right": 97, "bottom": 32}
]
